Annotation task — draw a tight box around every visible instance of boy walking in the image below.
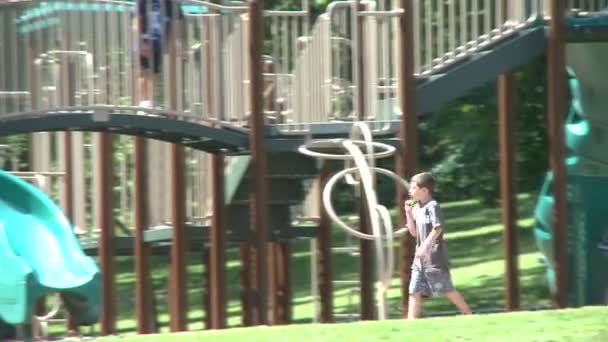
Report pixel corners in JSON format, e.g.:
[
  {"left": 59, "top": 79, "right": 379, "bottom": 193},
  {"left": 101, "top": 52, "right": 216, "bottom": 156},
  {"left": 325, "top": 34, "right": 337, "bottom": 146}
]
[{"left": 405, "top": 172, "right": 472, "bottom": 319}]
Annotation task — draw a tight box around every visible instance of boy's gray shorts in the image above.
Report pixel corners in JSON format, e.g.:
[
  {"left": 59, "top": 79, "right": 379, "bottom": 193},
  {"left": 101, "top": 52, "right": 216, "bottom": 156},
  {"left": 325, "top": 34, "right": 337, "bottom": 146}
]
[{"left": 409, "top": 267, "right": 454, "bottom": 297}]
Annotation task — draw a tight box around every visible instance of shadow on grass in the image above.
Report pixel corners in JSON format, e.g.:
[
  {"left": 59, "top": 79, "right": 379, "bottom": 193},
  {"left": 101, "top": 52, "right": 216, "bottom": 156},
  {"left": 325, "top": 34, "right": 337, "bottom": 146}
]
[
  {"left": 385, "top": 263, "right": 551, "bottom": 316},
  {"left": 71, "top": 194, "right": 545, "bottom": 335},
  {"left": 448, "top": 225, "right": 538, "bottom": 269}
]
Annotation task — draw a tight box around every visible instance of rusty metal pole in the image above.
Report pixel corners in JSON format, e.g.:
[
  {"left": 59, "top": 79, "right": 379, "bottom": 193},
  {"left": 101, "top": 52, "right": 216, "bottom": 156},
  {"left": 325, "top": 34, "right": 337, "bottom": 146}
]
[
  {"left": 134, "top": 136, "right": 155, "bottom": 333},
  {"left": 396, "top": 0, "right": 417, "bottom": 317},
  {"left": 354, "top": 0, "right": 374, "bottom": 320},
  {"left": 203, "top": 0, "right": 227, "bottom": 328},
  {"left": 62, "top": 135, "right": 73, "bottom": 231},
  {"left": 168, "top": 2, "right": 188, "bottom": 331},
  {"left": 248, "top": 0, "right": 270, "bottom": 325},
  {"left": 169, "top": 144, "right": 187, "bottom": 331},
  {"left": 60, "top": 54, "right": 75, "bottom": 342},
  {"left": 169, "top": 147, "right": 187, "bottom": 332},
  {"left": 98, "top": 133, "right": 116, "bottom": 335},
  {"left": 317, "top": 163, "right": 334, "bottom": 322},
  {"left": 359, "top": 195, "right": 375, "bottom": 320},
  {"left": 203, "top": 247, "right": 211, "bottom": 329},
  {"left": 63, "top": 131, "right": 78, "bottom": 333},
  {"left": 271, "top": 241, "right": 292, "bottom": 324},
  {"left": 547, "top": 0, "right": 569, "bottom": 308},
  {"left": 209, "top": 153, "right": 227, "bottom": 329},
  {"left": 498, "top": 72, "right": 520, "bottom": 310},
  {"left": 240, "top": 244, "right": 253, "bottom": 326},
  {"left": 132, "top": 3, "right": 155, "bottom": 330},
  {"left": 263, "top": 60, "right": 284, "bottom": 325},
  {"left": 497, "top": 0, "right": 520, "bottom": 311}
]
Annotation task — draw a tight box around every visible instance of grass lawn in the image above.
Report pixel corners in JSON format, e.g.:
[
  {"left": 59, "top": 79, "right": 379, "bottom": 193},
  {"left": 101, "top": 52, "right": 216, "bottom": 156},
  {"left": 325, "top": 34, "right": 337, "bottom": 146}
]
[
  {"left": 98, "top": 306, "right": 608, "bottom": 342},
  {"left": 50, "top": 193, "right": 554, "bottom": 335}
]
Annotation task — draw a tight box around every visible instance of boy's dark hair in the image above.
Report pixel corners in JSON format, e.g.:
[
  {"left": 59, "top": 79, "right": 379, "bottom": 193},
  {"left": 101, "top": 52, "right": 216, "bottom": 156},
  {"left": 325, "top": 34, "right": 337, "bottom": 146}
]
[{"left": 411, "top": 172, "right": 435, "bottom": 193}]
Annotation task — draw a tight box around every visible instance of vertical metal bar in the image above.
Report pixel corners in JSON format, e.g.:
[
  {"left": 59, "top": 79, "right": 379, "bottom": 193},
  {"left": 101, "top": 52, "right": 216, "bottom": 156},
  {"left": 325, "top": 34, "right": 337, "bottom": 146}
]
[
  {"left": 0, "top": 11, "right": 6, "bottom": 115},
  {"left": 240, "top": 243, "right": 253, "bottom": 326},
  {"left": 213, "top": 15, "right": 224, "bottom": 122},
  {"left": 241, "top": 17, "right": 248, "bottom": 123},
  {"left": 10, "top": 9, "right": 19, "bottom": 101},
  {"left": 397, "top": 0, "right": 417, "bottom": 318},
  {"left": 497, "top": 0, "right": 504, "bottom": 31},
  {"left": 60, "top": 5, "right": 74, "bottom": 236},
  {"left": 168, "top": 3, "right": 188, "bottom": 331},
  {"left": 25, "top": 25, "right": 34, "bottom": 112},
  {"left": 317, "top": 162, "right": 334, "bottom": 322},
  {"left": 449, "top": 0, "right": 456, "bottom": 55},
  {"left": 290, "top": 17, "right": 299, "bottom": 114},
  {"left": 134, "top": 136, "right": 155, "bottom": 333},
  {"left": 472, "top": 0, "right": 479, "bottom": 45},
  {"left": 225, "top": 17, "right": 233, "bottom": 121},
  {"left": 272, "top": 241, "right": 292, "bottom": 324},
  {"left": 412, "top": 0, "right": 420, "bottom": 72},
  {"left": 498, "top": 72, "right": 520, "bottom": 311},
  {"left": 109, "top": 9, "right": 118, "bottom": 105},
  {"left": 62, "top": 132, "right": 74, "bottom": 230},
  {"left": 352, "top": 1, "right": 361, "bottom": 117},
  {"left": 169, "top": 142, "right": 187, "bottom": 332},
  {"left": 498, "top": 0, "right": 520, "bottom": 311},
  {"left": 98, "top": 132, "right": 116, "bottom": 335},
  {"left": 200, "top": 18, "right": 207, "bottom": 117},
  {"left": 310, "top": 238, "right": 319, "bottom": 323},
  {"left": 209, "top": 154, "right": 227, "bottom": 329},
  {"left": 485, "top": 0, "right": 491, "bottom": 36},
  {"left": 461, "top": 0, "right": 467, "bottom": 49},
  {"left": 359, "top": 190, "right": 375, "bottom": 320},
  {"left": 123, "top": 8, "right": 131, "bottom": 107},
  {"left": 355, "top": 1, "right": 374, "bottom": 321},
  {"left": 366, "top": 15, "right": 377, "bottom": 125},
  {"left": 425, "top": 0, "right": 432, "bottom": 67},
  {"left": 382, "top": 17, "right": 390, "bottom": 121},
  {"left": 203, "top": 246, "right": 212, "bottom": 329},
  {"left": 248, "top": 0, "right": 270, "bottom": 325},
  {"left": 72, "top": 133, "right": 86, "bottom": 236},
  {"left": 547, "top": 0, "right": 569, "bottom": 309},
  {"left": 438, "top": 0, "right": 445, "bottom": 59},
  {"left": 281, "top": 17, "right": 288, "bottom": 83}
]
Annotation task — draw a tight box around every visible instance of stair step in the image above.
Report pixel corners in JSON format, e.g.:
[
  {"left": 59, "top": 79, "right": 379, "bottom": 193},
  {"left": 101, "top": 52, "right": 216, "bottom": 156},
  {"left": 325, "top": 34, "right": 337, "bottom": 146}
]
[
  {"left": 333, "top": 280, "right": 360, "bottom": 286},
  {"left": 266, "top": 152, "right": 319, "bottom": 174},
  {"left": 334, "top": 313, "right": 361, "bottom": 317},
  {"left": 428, "top": 73, "right": 446, "bottom": 82},
  {"left": 331, "top": 247, "right": 360, "bottom": 254},
  {"left": 227, "top": 205, "right": 292, "bottom": 231},
  {"left": 264, "top": 174, "right": 317, "bottom": 179},
  {"left": 230, "top": 199, "right": 302, "bottom": 205},
  {"left": 232, "top": 178, "right": 304, "bottom": 201}
]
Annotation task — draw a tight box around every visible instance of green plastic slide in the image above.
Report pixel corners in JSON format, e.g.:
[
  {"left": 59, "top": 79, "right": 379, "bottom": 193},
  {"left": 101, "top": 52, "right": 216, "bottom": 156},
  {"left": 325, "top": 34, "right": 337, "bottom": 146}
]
[
  {"left": 534, "top": 34, "right": 608, "bottom": 305},
  {"left": 0, "top": 169, "right": 100, "bottom": 327}
]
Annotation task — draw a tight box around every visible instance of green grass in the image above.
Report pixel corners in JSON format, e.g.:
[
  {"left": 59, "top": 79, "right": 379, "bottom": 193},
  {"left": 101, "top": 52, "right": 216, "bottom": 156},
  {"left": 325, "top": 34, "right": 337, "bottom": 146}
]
[
  {"left": 49, "top": 193, "right": 553, "bottom": 335},
  {"left": 98, "top": 306, "right": 608, "bottom": 342}
]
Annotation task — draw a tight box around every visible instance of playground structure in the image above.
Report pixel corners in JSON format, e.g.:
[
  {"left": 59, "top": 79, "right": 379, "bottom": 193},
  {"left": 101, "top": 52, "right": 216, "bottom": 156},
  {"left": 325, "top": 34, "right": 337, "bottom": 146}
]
[
  {"left": 298, "top": 122, "right": 409, "bottom": 320},
  {"left": 0, "top": 0, "right": 606, "bottom": 339}
]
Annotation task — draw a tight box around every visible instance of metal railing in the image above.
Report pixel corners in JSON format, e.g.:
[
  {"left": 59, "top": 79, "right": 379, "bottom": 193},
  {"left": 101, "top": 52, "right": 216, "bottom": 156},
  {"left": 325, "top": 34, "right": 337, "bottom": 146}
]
[
  {"left": 411, "top": 1, "right": 608, "bottom": 76},
  {"left": 3, "top": 0, "right": 608, "bottom": 130}
]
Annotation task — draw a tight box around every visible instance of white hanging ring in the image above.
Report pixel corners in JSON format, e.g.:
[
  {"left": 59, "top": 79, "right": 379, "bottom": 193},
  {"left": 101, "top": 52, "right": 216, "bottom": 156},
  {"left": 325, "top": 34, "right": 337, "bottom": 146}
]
[
  {"left": 298, "top": 139, "right": 396, "bottom": 161},
  {"left": 322, "top": 166, "right": 409, "bottom": 240}
]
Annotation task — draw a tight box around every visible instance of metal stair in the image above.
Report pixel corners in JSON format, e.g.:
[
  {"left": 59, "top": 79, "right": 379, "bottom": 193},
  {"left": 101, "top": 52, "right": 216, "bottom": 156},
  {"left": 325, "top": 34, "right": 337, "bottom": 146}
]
[{"left": 225, "top": 152, "right": 320, "bottom": 241}]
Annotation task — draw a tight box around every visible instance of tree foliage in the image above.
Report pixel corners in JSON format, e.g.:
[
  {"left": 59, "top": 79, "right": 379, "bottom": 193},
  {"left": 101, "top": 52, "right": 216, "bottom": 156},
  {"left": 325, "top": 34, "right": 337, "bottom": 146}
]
[{"left": 419, "top": 56, "right": 548, "bottom": 204}]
